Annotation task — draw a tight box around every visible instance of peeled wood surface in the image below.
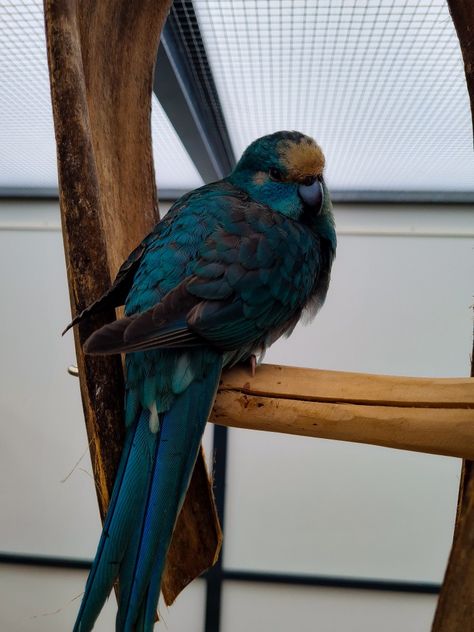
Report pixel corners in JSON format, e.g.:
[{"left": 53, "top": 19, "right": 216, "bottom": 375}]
[
  {"left": 213, "top": 365, "right": 474, "bottom": 459},
  {"left": 219, "top": 365, "right": 474, "bottom": 408},
  {"left": 432, "top": 2, "right": 474, "bottom": 629},
  {"left": 44, "top": 0, "right": 221, "bottom": 606}
]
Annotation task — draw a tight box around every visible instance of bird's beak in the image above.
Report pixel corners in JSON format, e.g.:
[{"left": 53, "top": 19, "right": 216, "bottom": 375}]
[{"left": 298, "top": 178, "right": 324, "bottom": 213}]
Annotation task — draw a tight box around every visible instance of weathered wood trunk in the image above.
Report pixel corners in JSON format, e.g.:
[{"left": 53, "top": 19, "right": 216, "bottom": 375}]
[
  {"left": 432, "top": 2, "right": 474, "bottom": 629},
  {"left": 43, "top": 0, "right": 222, "bottom": 606}
]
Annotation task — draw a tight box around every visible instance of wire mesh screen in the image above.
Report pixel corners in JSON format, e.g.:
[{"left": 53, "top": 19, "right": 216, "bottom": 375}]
[
  {"left": 194, "top": 0, "right": 474, "bottom": 192},
  {"left": 2, "top": 1, "right": 472, "bottom": 193},
  {"left": 0, "top": 0, "right": 203, "bottom": 191},
  {"left": 165, "top": 0, "right": 236, "bottom": 172},
  {"left": 0, "top": 1, "right": 57, "bottom": 188}
]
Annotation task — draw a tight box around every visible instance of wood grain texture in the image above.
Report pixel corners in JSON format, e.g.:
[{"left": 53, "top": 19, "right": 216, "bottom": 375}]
[
  {"left": 219, "top": 364, "right": 474, "bottom": 407},
  {"left": 431, "top": 2, "right": 474, "bottom": 629},
  {"left": 43, "top": 0, "right": 221, "bottom": 607},
  {"left": 212, "top": 365, "right": 474, "bottom": 459}
]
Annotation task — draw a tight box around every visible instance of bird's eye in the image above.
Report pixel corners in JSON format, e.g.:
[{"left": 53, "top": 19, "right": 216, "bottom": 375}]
[
  {"left": 269, "top": 167, "right": 283, "bottom": 182},
  {"left": 302, "top": 175, "right": 317, "bottom": 187}
]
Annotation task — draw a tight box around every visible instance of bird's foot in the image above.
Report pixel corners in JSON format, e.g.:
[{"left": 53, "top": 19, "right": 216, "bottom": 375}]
[{"left": 249, "top": 354, "right": 257, "bottom": 378}]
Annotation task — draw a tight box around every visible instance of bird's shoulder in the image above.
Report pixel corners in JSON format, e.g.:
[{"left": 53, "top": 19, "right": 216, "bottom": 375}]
[{"left": 125, "top": 180, "right": 257, "bottom": 314}]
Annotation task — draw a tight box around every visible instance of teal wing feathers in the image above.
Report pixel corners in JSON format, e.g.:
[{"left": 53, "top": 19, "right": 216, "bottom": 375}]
[{"left": 85, "top": 182, "right": 328, "bottom": 358}]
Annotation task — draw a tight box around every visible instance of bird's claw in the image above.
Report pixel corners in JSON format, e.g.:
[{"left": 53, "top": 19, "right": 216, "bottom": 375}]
[{"left": 249, "top": 354, "right": 256, "bottom": 378}]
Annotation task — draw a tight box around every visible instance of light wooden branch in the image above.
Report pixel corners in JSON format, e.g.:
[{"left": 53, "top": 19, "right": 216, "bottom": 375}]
[{"left": 212, "top": 365, "right": 474, "bottom": 459}]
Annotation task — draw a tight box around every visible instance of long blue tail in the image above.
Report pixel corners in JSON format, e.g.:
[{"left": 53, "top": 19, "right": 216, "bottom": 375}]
[{"left": 73, "top": 355, "right": 222, "bottom": 631}]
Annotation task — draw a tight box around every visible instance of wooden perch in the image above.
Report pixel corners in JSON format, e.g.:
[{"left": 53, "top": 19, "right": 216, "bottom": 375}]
[
  {"left": 212, "top": 365, "right": 474, "bottom": 459},
  {"left": 44, "top": 0, "right": 221, "bottom": 606}
]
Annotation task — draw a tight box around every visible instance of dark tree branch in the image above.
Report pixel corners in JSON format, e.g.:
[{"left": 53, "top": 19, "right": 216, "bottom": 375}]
[{"left": 43, "top": 0, "right": 222, "bottom": 607}]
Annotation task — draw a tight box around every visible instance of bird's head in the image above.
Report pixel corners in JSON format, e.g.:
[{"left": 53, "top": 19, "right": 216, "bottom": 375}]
[{"left": 229, "top": 131, "right": 332, "bottom": 224}]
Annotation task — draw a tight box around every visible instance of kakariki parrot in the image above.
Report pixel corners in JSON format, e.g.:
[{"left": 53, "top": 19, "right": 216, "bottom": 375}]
[{"left": 66, "top": 131, "right": 336, "bottom": 631}]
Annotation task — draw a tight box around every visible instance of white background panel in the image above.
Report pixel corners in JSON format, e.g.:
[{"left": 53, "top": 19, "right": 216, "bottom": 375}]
[
  {"left": 221, "top": 582, "right": 438, "bottom": 632},
  {"left": 0, "top": 204, "right": 101, "bottom": 559},
  {"left": 0, "top": 201, "right": 213, "bottom": 558},
  {"left": 224, "top": 431, "right": 459, "bottom": 582},
  {"left": 0, "top": 565, "right": 205, "bottom": 632},
  {"left": 223, "top": 208, "right": 473, "bottom": 581}
]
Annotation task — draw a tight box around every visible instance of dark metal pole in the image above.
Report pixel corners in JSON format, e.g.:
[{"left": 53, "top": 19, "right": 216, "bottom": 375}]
[{"left": 154, "top": 1, "right": 236, "bottom": 183}]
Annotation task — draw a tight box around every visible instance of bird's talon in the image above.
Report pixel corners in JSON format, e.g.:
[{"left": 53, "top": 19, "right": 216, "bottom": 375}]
[{"left": 250, "top": 354, "right": 257, "bottom": 378}]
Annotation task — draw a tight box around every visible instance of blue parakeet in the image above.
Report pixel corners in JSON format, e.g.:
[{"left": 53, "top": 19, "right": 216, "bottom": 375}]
[{"left": 67, "top": 131, "right": 336, "bottom": 631}]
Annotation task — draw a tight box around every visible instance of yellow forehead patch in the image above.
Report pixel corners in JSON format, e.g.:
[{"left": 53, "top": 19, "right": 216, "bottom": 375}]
[{"left": 278, "top": 138, "right": 325, "bottom": 178}]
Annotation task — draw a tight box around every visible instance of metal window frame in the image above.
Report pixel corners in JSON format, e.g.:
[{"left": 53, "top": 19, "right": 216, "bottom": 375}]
[
  {"left": 154, "top": 0, "right": 236, "bottom": 183},
  {"left": 2, "top": 187, "right": 474, "bottom": 204}
]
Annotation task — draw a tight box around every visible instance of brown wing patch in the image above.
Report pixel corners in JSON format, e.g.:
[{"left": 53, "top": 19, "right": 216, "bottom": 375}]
[{"left": 278, "top": 137, "right": 325, "bottom": 179}]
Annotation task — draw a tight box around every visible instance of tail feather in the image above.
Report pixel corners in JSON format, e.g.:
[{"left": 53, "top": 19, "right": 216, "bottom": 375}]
[
  {"left": 118, "top": 358, "right": 223, "bottom": 632},
  {"left": 73, "top": 410, "right": 157, "bottom": 632},
  {"left": 74, "top": 352, "right": 222, "bottom": 632},
  {"left": 115, "top": 438, "right": 160, "bottom": 630}
]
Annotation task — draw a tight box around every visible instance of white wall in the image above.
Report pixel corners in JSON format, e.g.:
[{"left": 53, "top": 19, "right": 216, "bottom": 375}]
[
  {"left": 0, "top": 199, "right": 472, "bottom": 631},
  {"left": 225, "top": 205, "right": 473, "bottom": 583}
]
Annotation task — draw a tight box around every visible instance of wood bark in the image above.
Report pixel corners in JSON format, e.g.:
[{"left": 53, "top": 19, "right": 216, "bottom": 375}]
[
  {"left": 432, "top": 2, "right": 474, "bottom": 628},
  {"left": 43, "top": 0, "right": 221, "bottom": 607},
  {"left": 211, "top": 365, "right": 474, "bottom": 459},
  {"left": 432, "top": 333, "right": 474, "bottom": 630}
]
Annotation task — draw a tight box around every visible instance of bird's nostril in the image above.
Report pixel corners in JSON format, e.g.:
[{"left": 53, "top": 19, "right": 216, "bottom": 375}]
[{"left": 303, "top": 175, "right": 316, "bottom": 187}]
